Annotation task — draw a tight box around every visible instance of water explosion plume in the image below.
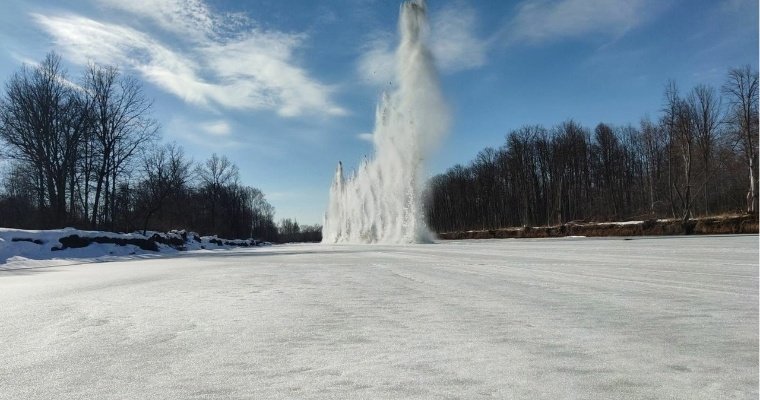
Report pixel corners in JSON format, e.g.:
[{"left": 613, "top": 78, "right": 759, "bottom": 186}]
[{"left": 323, "top": 0, "right": 449, "bottom": 244}]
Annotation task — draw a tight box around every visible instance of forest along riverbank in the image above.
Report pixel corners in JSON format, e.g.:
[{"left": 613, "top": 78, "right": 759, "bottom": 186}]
[{"left": 437, "top": 214, "right": 758, "bottom": 240}]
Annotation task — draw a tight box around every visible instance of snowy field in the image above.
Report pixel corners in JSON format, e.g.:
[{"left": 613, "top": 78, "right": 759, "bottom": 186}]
[{"left": 0, "top": 235, "right": 757, "bottom": 399}]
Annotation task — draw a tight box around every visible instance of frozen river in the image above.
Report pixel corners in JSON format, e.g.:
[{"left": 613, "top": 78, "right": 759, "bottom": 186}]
[{"left": 1, "top": 235, "right": 757, "bottom": 399}]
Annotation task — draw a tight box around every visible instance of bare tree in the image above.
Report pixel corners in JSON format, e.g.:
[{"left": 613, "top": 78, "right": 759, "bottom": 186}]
[
  {"left": 722, "top": 65, "right": 759, "bottom": 213},
  {"left": 676, "top": 99, "right": 695, "bottom": 221},
  {"left": 0, "top": 162, "right": 39, "bottom": 227},
  {"left": 247, "top": 187, "right": 277, "bottom": 240},
  {"left": 425, "top": 105, "right": 749, "bottom": 234},
  {"left": 196, "top": 153, "right": 240, "bottom": 232},
  {"left": 0, "top": 53, "right": 89, "bottom": 225},
  {"left": 662, "top": 81, "right": 697, "bottom": 221},
  {"left": 639, "top": 117, "right": 665, "bottom": 215},
  {"left": 593, "top": 123, "right": 620, "bottom": 218},
  {"left": 688, "top": 84, "right": 722, "bottom": 215},
  {"left": 84, "top": 63, "right": 158, "bottom": 228},
  {"left": 137, "top": 143, "right": 192, "bottom": 234},
  {"left": 661, "top": 80, "right": 681, "bottom": 218},
  {"left": 472, "top": 147, "right": 498, "bottom": 229},
  {"left": 278, "top": 218, "right": 300, "bottom": 242}
]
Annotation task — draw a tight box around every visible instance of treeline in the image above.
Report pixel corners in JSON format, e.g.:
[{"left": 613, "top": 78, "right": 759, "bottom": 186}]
[
  {"left": 427, "top": 66, "right": 758, "bottom": 233},
  {"left": 0, "top": 52, "right": 320, "bottom": 242},
  {"left": 277, "top": 218, "right": 323, "bottom": 243}
]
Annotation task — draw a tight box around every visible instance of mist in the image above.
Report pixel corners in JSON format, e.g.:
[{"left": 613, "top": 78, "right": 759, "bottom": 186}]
[{"left": 323, "top": 0, "right": 449, "bottom": 244}]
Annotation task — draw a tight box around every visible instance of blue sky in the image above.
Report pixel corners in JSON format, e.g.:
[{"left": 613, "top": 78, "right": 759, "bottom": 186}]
[{"left": 0, "top": 0, "right": 757, "bottom": 224}]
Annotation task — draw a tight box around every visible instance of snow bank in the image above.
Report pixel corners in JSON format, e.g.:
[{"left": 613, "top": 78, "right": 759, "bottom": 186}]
[{"left": 0, "top": 228, "right": 269, "bottom": 268}]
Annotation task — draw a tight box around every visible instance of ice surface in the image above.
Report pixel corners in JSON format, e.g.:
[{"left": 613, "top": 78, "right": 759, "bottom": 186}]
[{"left": 0, "top": 235, "right": 757, "bottom": 399}]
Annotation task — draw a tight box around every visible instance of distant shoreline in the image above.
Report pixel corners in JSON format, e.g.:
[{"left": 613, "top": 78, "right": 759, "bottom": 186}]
[{"left": 436, "top": 214, "right": 759, "bottom": 240}]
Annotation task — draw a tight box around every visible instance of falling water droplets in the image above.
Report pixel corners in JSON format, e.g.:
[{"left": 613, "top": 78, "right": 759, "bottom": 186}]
[{"left": 323, "top": 0, "right": 449, "bottom": 244}]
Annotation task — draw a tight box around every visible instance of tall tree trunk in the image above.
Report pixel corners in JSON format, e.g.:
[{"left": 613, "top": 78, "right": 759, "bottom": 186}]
[
  {"left": 703, "top": 156, "right": 710, "bottom": 216},
  {"left": 91, "top": 160, "right": 108, "bottom": 228},
  {"left": 69, "top": 162, "right": 76, "bottom": 220},
  {"left": 749, "top": 157, "right": 757, "bottom": 214},
  {"left": 110, "top": 168, "right": 117, "bottom": 229},
  {"left": 667, "top": 140, "right": 677, "bottom": 218},
  {"left": 681, "top": 138, "right": 692, "bottom": 222}
]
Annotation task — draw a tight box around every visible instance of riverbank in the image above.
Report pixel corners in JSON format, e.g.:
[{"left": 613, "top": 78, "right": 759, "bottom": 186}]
[{"left": 437, "top": 214, "right": 758, "bottom": 240}]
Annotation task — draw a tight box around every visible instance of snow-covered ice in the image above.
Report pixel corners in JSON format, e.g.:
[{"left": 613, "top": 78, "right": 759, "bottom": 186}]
[{"left": 0, "top": 235, "right": 757, "bottom": 399}]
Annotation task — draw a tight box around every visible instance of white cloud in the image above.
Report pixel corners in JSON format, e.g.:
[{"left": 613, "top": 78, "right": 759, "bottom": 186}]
[
  {"left": 165, "top": 117, "right": 244, "bottom": 149},
  {"left": 201, "top": 35, "right": 345, "bottom": 117},
  {"left": 95, "top": 0, "right": 215, "bottom": 40},
  {"left": 504, "top": 0, "right": 659, "bottom": 44},
  {"left": 33, "top": 14, "right": 212, "bottom": 105},
  {"left": 33, "top": 1, "right": 345, "bottom": 118},
  {"left": 357, "top": 34, "right": 396, "bottom": 86},
  {"left": 357, "top": 132, "right": 374, "bottom": 142},
  {"left": 201, "top": 120, "right": 231, "bottom": 136},
  {"left": 356, "top": 3, "right": 487, "bottom": 85},
  {"left": 430, "top": 5, "right": 487, "bottom": 72},
  {"left": 9, "top": 52, "right": 40, "bottom": 67}
]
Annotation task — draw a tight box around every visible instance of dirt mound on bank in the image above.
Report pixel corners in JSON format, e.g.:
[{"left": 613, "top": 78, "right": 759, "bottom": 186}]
[{"left": 437, "top": 214, "right": 758, "bottom": 240}]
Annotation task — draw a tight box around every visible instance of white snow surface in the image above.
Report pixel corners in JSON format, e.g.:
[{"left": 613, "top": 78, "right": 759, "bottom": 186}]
[
  {"left": 0, "top": 235, "right": 757, "bottom": 399},
  {"left": 0, "top": 228, "right": 267, "bottom": 269}
]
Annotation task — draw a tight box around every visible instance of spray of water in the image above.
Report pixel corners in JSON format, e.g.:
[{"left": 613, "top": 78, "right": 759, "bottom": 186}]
[{"left": 323, "top": 0, "right": 449, "bottom": 244}]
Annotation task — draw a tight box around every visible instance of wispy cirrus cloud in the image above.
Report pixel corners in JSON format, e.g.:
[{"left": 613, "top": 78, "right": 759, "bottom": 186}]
[
  {"left": 165, "top": 117, "right": 244, "bottom": 150},
  {"left": 430, "top": 4, "right": 487, "bottom": 72},
  {"left": 357, "top": 2, "right": 488, "bottom": 86},
  {"left": 357, "top": 33, "right": 396, "bottom": 86},
  {"left": 33, "top": 0, "right": 345, "bottom": 118},
  {"left": 200, "top": 120, "right": 232, "bottom": 137},
  {"left": 503, "top": 0, "right": 669, "bottom": 45},
  {"left": 94, "top": 0, "right": 218, "bottom": 39}
]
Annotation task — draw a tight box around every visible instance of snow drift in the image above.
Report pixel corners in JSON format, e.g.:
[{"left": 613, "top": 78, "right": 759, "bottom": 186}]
[{"left": 0, "top": 228, "right": 268, "bottom": 268}]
